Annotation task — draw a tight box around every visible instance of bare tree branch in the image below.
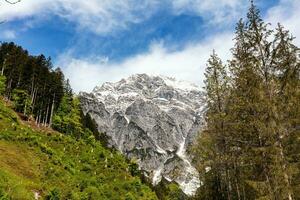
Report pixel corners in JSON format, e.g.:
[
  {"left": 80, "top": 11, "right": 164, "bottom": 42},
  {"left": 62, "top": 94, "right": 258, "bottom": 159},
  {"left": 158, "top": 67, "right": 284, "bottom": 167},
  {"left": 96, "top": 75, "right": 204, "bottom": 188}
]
[
  {"left": 0, "top": 0, "right": 21, "bottom": 24},
  {"left": 4, "top": 0, "right": 21, "bottom": 4}
]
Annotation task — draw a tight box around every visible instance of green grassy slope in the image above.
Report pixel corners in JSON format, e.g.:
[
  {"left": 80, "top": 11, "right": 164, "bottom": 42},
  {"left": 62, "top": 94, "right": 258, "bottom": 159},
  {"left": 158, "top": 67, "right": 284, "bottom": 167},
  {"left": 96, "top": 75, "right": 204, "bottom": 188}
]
[{"left": 0, "top": 99, "right": 157, "bottom": 200}]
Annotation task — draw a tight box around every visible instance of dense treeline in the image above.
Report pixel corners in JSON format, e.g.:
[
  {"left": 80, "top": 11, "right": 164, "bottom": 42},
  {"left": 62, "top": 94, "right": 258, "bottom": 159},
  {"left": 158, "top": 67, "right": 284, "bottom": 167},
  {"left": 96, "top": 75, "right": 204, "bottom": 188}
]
[
  {"left": 193, "top": 2, "right": 300, "bottom": 200},
  {"left": 0, "top": 42, "right": 99, "bottom": 140},
  {"left": 0, "top": 42, "right": 64, "bottom": 126}
]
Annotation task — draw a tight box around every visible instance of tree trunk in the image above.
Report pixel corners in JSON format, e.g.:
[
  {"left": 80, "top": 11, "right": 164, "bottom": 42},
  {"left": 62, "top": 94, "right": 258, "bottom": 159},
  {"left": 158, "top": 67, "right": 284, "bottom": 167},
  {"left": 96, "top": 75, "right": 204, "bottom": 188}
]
[
  {"left": 35, "top": 111, "right": 39, "bottom": 125},
  {"left": 23, "top": 101, "right": 27, "bottom": 116},
  {"left": 32, "top": 87, "right": 38, "bottom": 110},
  {"left": 38, "top": 109, "right": 42, "bottom": 127},
  {"left": 30, "top": 76, "right": 35, "bottom": 97},
  {"left": 234, "top": 162, "right": 241, "bottom": 200},
  {"left": 17, "top": 73, "right": 21, "bottom": 87},
  {"left": 242, "top": 184, "right": 246, "bottom": 200},
  {"left": 226, "top": 168, "right": 232, "bottom": 200},
  {"left": 49, "top": 93, "right": 55, "bottom": 127},
  {"left": 7, "top": 78, "right": 12, "bottom": 100},
  {"left": 44, "top": 101, "right": 50, "bottom": 126},
  {"left": 1, "top": 60, "right": 5, "bottom": 76},
  {"left": 279, "top": 140, "right": 293, "bottom": 200}
]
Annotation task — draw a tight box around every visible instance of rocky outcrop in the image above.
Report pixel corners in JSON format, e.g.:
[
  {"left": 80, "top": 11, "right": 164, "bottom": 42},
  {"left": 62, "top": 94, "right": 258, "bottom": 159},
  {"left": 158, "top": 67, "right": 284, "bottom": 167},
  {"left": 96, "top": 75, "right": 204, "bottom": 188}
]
[{"left": 79, "top": 74, "right": 205, "bottom": 195}]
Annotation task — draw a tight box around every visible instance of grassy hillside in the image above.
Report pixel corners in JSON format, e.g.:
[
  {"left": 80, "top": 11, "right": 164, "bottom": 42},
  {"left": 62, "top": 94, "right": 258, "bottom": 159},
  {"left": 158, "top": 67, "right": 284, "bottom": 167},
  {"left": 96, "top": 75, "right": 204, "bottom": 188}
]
[{"left": 0, "top": 99, "right": 158, "bottom": 200}]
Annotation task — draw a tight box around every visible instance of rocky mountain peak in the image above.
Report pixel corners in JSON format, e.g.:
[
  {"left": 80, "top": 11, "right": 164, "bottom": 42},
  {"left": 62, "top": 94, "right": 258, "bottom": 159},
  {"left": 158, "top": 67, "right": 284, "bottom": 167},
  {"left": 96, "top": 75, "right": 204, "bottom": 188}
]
[{"left": 79, "top": 74, "right": 205, "bottom": 195}]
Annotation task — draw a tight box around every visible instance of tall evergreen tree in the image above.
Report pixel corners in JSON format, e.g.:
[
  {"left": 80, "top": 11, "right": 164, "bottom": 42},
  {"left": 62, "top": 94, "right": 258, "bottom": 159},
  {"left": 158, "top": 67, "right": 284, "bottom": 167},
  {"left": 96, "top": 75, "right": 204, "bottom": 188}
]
[
  {"left": 227, "top": 2, "right": 293, "bottom": 199},
  {"left": 194, "top": 2, "right": 300, "bottom": 199},
  {"left": 194, "top": 51, "right": 230, "bottom": 199},
  {"left": 272, "top": 24, "right": 300, "bottom": 199}
]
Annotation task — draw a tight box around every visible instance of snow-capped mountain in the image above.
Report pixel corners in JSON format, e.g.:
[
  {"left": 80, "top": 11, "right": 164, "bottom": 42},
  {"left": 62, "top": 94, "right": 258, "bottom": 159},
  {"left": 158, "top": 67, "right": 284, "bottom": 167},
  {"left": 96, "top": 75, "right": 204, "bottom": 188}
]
[{"left": 79, "top": 74, "right": 205, "bottom": 195}]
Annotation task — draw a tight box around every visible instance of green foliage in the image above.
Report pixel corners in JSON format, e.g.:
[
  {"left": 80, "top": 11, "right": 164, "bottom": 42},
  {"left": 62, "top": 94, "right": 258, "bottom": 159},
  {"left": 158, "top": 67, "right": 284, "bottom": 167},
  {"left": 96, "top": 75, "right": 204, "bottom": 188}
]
[
  {"left": 80, "top": 110, "right": 111, "bottom": 147},
  {"left": 153, "top": 179, "right": 187, "bottom": 200},
  {"left": 52, "top": 95, "right": 85, "bottom": 138},
  {"left": 11, "top": 89, "right": 32, "bottom": 116},
  {"left": 81, "top": 112, "right": 98, "bottom": 135},
  {"left": 0, "top": 99, "right": 158, "bottom": 200},
  {"left": 0, "top": 41, "right": 157, "bottom": 200},
  {"left": 129, "top": 160, "right": 140, "bottom": 177},
  {"left": 0, "top": 189, "right": 9, "bottom": 200},
  {"left": 0, "top": 76, "right": 6, "bottom": 95},
  {"left": 45, "top": 188, "right": 60, "bottom": 200},
  {"left": 0, "top": 42, "right": 64, "bottom": 125},
  {"left": 194, "top": 2, "right": 300, "bottom": 200},
  {"left": 193, "top": 50, "right": 231, "bottom": 199},
  {"left": 204, "top": 50, "right": 228, "bottom": 113},
  {"left": 0, "top": 170, "right": 34, "bottom": 200}
]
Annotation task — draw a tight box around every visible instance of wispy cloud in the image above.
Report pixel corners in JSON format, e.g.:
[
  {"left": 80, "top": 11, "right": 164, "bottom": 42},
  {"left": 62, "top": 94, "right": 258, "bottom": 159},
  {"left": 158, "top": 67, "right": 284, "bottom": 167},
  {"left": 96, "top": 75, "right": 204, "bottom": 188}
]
[
  {"left": 2, "top": 0, "right": 299, "bottom": 94},
  {"left": 58, "top": 32, "right": 234, "bottom": 93},
  {"left": 0, "top": 0, "right": 246, "bottom": 35},
  {"left": 57, "top": 0, "right": 300, "bottom": 93},
  {"left": 0, "top": 29, "right": 16, "bottom": 39},
  {"left": 171, "top": 0, "right": 247, "bottom": 25},
  {"left": 0, "top": 0, "right": 159, "bottom": 34},
  {"left": 266, "top": 0, "right": 300, "bottom": 46}
]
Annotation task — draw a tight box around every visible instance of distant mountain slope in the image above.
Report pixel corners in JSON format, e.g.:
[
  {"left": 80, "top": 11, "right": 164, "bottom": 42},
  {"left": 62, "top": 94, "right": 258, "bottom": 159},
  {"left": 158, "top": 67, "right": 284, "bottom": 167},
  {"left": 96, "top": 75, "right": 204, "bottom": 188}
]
[
  {"left": 0, "top": 99, "right": 157, "bottom": 200},
  {"left": 79, "top": 74, "right": 205, "bottom": 195}
]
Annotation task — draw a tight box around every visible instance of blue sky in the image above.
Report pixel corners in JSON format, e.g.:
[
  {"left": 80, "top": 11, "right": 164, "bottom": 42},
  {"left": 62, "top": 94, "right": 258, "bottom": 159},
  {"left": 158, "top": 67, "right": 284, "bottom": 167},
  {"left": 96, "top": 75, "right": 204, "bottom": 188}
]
[{"left": 0, "top": 0, "right": 299, "bottom": 92}]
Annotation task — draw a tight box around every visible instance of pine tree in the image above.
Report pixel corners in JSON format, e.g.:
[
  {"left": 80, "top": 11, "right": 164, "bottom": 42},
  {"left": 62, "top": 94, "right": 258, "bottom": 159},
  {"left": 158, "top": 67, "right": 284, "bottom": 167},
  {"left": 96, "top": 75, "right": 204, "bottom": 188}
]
[
  {"left": 0, "top": 42, "right": 64, "bottom": 125},
  {"left": 228, "top": 2, "right": 280, "bottom": 198},
  {"left": 194, "top": 51, "right": 230, "bottom": 199},
  {"left": 271, "top": 23, "right": 300, "bottom": 200},
  {"left": 195, "top": 2, "right": 300, "bottom": 199}
]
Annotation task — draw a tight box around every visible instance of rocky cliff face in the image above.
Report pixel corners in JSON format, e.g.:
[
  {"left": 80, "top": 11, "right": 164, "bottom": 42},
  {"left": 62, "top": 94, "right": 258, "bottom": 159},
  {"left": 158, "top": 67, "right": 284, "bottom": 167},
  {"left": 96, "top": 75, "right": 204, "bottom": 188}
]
[{"left": 79, "top": 74, "right": 205, "bottom": 195}]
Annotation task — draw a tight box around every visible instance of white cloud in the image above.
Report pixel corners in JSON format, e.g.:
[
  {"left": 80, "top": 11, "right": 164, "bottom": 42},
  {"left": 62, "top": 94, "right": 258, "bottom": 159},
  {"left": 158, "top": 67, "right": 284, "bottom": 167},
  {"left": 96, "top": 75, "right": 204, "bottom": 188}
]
[
  {"left": 0, "top": 29, "right": 16, "bottom": 39},
  {"left": 0, "top": 0, "right": 160, "bottom": 34},
  {"left": 266, "top": 0, "right": 300, "bottom": 46},
  {"left": 0, "top": 0, "right": 246, "bottom": 35},
  {"left": 171, "top": 0, "right": 247, "bottom": 25},
  {"left": 58, "top": 32, "right": 234, "bottom": 93},
  {"left": 3, "top": 0, "right": 298, "bottom": 94},
  {"left": 57, "top": 0, "right": 300, "bottom": 93}
]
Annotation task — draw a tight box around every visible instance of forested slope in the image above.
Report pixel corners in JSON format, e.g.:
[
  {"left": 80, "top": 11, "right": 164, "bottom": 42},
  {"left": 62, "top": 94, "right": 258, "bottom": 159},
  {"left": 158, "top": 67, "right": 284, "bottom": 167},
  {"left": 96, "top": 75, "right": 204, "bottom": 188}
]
[
  {"left": 0, "top": 41, "right": 183, "bottom": 200},
  {"left": 0, "top": 99, "right": 157, "bottom": 200}
]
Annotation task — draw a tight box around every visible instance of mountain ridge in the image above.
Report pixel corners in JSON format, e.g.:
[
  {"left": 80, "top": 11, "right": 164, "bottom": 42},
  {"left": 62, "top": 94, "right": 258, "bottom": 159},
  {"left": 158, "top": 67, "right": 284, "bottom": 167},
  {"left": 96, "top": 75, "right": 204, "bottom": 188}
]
[{"left": 79, "top": 73, "right": 205, "bottom": 195}]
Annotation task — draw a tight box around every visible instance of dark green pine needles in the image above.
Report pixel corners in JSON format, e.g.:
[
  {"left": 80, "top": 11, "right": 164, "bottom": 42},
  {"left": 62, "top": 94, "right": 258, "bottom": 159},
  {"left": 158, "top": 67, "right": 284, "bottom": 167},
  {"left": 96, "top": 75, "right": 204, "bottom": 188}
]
[{"left": 193, "top": 2, "right": 300, "bottom": 200}]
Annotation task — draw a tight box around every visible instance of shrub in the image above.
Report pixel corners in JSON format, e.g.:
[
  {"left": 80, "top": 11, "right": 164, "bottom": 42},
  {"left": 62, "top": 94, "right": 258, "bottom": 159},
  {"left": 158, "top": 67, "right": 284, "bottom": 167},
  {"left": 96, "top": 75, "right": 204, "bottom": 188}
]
[
  {"left": 0, "top": 75, "right": 6, "bottom": 95},
  {"left": 45, "top": 188, "right": 60, "bottom": 200}
]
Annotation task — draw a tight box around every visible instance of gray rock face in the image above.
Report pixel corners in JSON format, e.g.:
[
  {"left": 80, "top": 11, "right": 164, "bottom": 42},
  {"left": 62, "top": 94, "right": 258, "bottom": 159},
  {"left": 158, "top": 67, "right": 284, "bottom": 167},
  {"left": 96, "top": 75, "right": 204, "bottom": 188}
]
[{"left": 79, "top": 74, "right": 205, "bottom": 195}]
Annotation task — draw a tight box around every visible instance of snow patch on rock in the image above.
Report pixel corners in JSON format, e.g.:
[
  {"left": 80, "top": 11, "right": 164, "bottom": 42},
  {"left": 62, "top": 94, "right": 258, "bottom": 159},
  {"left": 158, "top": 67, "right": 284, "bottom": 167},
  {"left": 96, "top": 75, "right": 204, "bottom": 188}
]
[{"left": 79, "top": 74, "right": 205, "bottom": 196}]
